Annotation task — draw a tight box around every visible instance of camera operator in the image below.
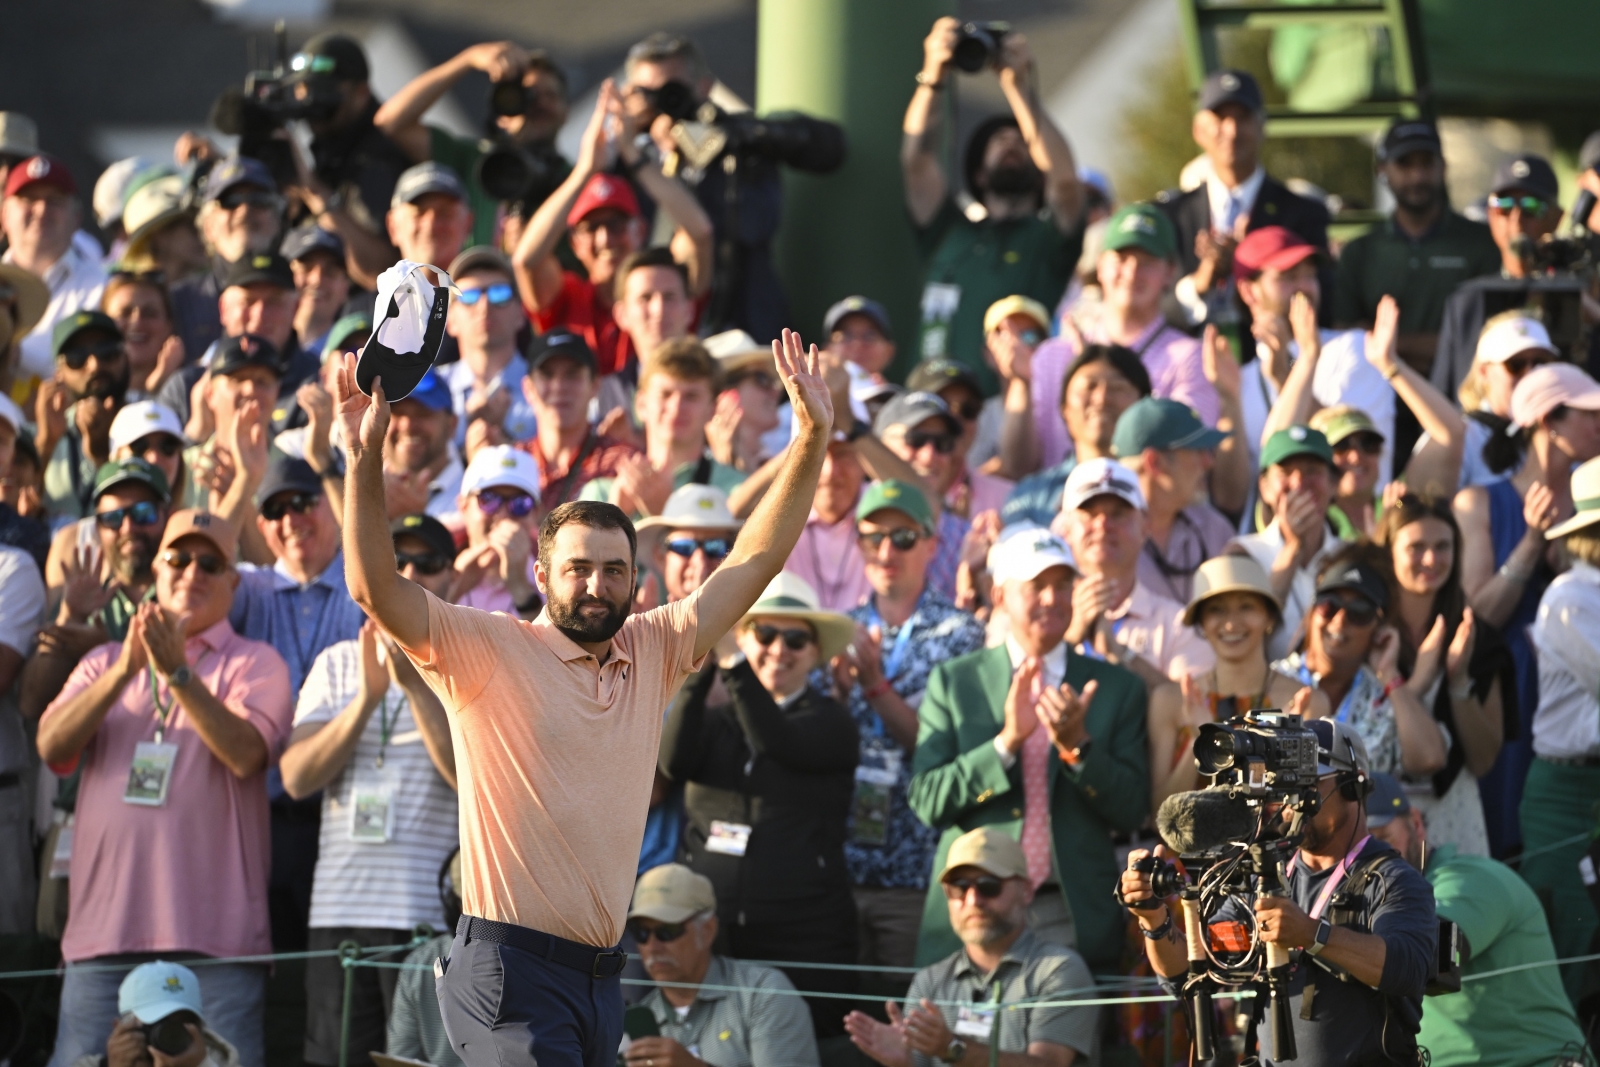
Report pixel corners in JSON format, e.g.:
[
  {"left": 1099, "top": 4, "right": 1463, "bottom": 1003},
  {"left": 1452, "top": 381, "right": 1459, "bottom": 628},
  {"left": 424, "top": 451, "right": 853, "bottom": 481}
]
[
  {"left": 1121, "top": 719, "right": 1438, "bottom": 1067},
  {"left": 375, "top": 42, "right": 572, "bottom": 251},
  {"left": 623, "top": 31, "right": 845, "bottom": 341},
  {"left": 282, "top": 33, "right": 414, "bottom": 290},
  {"left": 903, "top": 19, "right": 1085, "bottom": 397}
]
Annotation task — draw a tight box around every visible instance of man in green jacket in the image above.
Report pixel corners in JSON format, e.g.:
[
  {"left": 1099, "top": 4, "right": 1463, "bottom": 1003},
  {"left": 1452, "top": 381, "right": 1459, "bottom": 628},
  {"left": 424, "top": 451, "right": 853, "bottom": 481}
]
[{"left": 907, "top": 527, "right": 1148, "bottom": 974}]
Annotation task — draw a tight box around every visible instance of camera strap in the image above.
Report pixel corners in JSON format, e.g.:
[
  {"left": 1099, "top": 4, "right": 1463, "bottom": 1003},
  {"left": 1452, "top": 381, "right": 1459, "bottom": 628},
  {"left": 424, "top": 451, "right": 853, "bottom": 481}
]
[{"left": 1290, "top": 835, "right": 1372, "bottom": 920}]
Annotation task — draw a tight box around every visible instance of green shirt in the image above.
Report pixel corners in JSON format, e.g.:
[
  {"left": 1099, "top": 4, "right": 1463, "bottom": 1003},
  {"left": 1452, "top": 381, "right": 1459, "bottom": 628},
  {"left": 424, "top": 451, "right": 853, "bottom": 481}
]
[
  {"left": 578, "top": 453, "right": 746, "bottom": 517},
  {"left": 1332, "top": 211, "right": 1500, "bottom": 334},
  {"left": 914, "top": 199, "right": 1083, "bottom": 397},
  {"left": 1418, "top": 845, "right": 1585, "bottom": 1067},
  {"left": 43, "top": 421, "right": 103, "bottom": 526},
  {"left": 428, "top": 126, "right": 572, "bottom": 251},
  {"left": 638, "top": 956, "right": 819, "bottom": 1067}
]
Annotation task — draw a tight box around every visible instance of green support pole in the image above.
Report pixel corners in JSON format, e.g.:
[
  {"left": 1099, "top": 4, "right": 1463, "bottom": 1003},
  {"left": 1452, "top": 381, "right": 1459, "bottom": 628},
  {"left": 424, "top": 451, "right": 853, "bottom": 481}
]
[
  {"left": 757, "top": 0, "right": 951, "bottom": 372},
  {"left": 337, "top": 940, "right": 361, "bottom": 1067}
]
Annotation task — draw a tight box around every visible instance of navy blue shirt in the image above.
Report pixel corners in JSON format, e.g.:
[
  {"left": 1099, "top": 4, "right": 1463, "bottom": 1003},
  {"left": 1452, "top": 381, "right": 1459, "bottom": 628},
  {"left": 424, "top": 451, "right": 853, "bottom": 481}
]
[{"left": 1001, "top": 456, "right": 1077, "bottom": 529}]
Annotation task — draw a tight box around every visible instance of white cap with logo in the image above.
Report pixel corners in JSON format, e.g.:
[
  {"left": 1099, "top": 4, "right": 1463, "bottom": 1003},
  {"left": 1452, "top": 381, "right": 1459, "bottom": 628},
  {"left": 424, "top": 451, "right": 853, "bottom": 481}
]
[
  {"left": 1476, "top": 314, "right": 1558, "bottom": 365},
  {"left": 110, "top": 401, "right": 189, "bottom": 455},
  {"left": 461, "top": 445, "right": 542, "bottom": 501},
  {"left": 1062, "top": 457, "right": 1146, "bottom": 513},
  {"left": 987, "top": 523, "right": 1077, "bottom": 586},
  {"left": 118, "top": 960, "right": 205, "bottom": 1024}
]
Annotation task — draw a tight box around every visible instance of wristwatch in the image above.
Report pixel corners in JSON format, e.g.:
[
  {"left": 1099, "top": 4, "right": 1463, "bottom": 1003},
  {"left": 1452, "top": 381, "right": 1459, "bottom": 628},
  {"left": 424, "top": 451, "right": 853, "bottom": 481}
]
[
  {"left": 166, "top": 665, "right": 194, "bottom": 689},
  {"left": 939, "top": 1038, "right": 968, "bottom": 1064},
  {"left": 1306, "top": 918, "right": 1332, "bottom": 957}
]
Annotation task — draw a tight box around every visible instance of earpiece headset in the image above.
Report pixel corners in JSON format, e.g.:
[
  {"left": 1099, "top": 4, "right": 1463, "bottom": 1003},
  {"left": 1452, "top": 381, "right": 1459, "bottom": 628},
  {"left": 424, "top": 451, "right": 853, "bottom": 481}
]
[{"left": 1336, "top": 732, "right": 1371, "bottom": 801}]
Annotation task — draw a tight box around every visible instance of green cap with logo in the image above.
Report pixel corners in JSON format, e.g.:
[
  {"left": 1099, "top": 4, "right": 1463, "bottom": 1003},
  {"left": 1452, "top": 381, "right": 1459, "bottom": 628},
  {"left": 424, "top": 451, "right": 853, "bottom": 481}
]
[
  {"left": 53, "top": 311, "right": 121, "bottom": 356},
  {"left": 1309, "top": 405, "right": 1384, "bottom": 449},
  {"left": 1259, "top": 425, "right": 1334, "bottom": 472},
  {"left": 1102, "top": 203, "right": 1177, "bottom": 260},
  {"left": 1112, "top": 397, "right": 1228, "bottom": 457},
  {"left": 856, "top": 478, "right": 935, "bottom": 535},
  {"left": 92, "top": 457, "right": 171, "bottom": 504}
]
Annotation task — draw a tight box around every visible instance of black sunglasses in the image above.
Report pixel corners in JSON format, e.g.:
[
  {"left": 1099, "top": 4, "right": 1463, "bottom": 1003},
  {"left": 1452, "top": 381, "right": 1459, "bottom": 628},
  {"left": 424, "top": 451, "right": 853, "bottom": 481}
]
[
  {"left": 1503, "top": 354, "right": 1553, "bottom": 378},
  {"left": 160, "top": 549, "right": 227, "bottom": 576},
  {"left": 396, "top": 551, "right": 451, "bottom": 576},
  {"left": 946, "top": 875, "right": 1005, "bottom": 900},
  {"left": 666, "top": 537, "right": 731, "bottom": 560},
  {"left": 858, "top": 527, "right": 922, "bottom": 552},
  {"left": 1333, "top": 433, "right": 1384, "bottom": 457},
  {"left": 1313, "top": 591, "right": 1379, "bottom": 626},
  {"left": 629, "top": 921, "right": 693, "bottom": 944},
  {"left": 476, "top": 492, "right": 536, "bottom": 518},
  {"left": 905, "top": 430, "right": 958, "bottom": 454},
  {"left": 948, "top": 398, "right": 982, "bottom": 422},
  {"left": 58, "top": 341, "right": 125, "bottom": 370},
  {"left": 262, "top": 491, "right": 321, "bottom": 521},
  {"left": 131, "top": 434, "right": 183, "bottom": 458},
  {"left": 750, "top": 624, "right": 815, "bottom": 651},
  {"left": 96, "top": 501, "right": 162, "bottom": 530},
  {"left": 219, "top": 188, "right": 284, "bottom": 212}
]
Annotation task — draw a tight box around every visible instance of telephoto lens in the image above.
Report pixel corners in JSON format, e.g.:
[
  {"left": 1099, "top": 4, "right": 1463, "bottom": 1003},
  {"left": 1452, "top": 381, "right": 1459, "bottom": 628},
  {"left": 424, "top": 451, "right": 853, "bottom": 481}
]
[{"left": 490, "top": 79, "right": 528, "bottom": 118}]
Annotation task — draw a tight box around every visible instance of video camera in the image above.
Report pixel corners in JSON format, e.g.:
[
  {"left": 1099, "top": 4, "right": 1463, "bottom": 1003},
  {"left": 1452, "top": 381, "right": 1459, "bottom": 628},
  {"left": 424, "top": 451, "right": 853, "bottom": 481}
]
[
  {"left": 643, "top": 86, "right": 846, "bottom": 186},
  {"left": 210, "top": 22, "right": 341, "bottom": 192}
]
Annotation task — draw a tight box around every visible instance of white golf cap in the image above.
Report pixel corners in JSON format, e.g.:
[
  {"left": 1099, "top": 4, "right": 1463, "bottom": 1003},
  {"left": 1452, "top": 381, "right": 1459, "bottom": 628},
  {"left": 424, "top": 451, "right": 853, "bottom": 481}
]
[
  {"left": 637, "top": 484, "right": 743, "bottom": 531},
  {"left": 1062, "top": 457, "right": 1146, "bottom": 513},
  {"left": 461, "top": 445, "right": 542, "bottom": 501},
  {"left": 988, "top": 523, "right": 1077, "bottom": 586},
  {"left": 109, "top": 401, "right": 189, "bottom": 455},
  {"left": 118, "top": 960, "right": 204, "bottom": 1024},
  {"left": 1476, "top": 314, "right": 1558, "bottom": 365}
]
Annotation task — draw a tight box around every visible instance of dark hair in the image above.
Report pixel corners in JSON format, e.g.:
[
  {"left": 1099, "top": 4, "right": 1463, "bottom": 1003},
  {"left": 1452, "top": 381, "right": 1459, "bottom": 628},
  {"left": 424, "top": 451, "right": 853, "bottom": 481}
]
[
  {"left": 626, "top": 32, "right": 708, "bottom": 82},
  {"left": 639, "top": 336, "right": 721, "bottom": 392},
  {"left": 537, "top": 500, "right": 637, "bottom": 574},
  {"left": 963, "top": 115, "right": 1021, "bottom": 200},
  {"left": 524, "top": 49, "right": 568, "bottom": 95},
  {"left": 614, "top": 246, "right": 689, "bottom": 304},
  {"left": 10, "top": 431, "right": 40, "bottom": 471},
  {"left": 1374, "top": 492, "right": 1465, "bottom": 676},
  {"left": 1480, "top": 404, "right": 1571, "bottom": 475},
  {"left": 1060, "top": 343, "right": 1152, "bottom": 411}
]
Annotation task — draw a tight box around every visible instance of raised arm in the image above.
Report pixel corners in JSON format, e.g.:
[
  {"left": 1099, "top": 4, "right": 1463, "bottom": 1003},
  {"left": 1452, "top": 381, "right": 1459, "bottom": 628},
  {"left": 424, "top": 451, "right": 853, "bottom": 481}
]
[
  {"left": 901, "top": 18, "right": 957, "bottom": 228},
  {"left": 374, "top": 42, "right": 531, "bottom": 163},
  {"left": 334, "top": 355, "right": 432, "bottom": 650},
  {"left": 1363, "top": 296, "right": 1466, "bottom": 497},
  {"left": 688, "top": 330, "right": 833, "bottom": 660},
  {"left": 995, "top": 33, "right": 1083, "bottom": 232},
  {"left": 1259, "top": 292, "right": 1323, "bottom": 443},
  {"left": 614, "top": 104, "right": 714, "bottom": 298}
]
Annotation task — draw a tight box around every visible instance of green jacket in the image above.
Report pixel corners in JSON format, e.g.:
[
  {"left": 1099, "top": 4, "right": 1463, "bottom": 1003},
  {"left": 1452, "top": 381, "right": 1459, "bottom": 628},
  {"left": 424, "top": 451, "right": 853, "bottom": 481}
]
[{"left": 907, "top": 644, "right": 1148, "bottom": 973}]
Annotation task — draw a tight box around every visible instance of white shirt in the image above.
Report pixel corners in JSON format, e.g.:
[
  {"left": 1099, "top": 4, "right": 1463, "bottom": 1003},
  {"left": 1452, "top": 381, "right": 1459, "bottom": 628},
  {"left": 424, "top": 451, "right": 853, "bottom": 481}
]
[
  {"left": 1229, "top": 519, "right": 1348, "bottom": 662},
  {"left": 1205, "top": 166, "right": 1267, "bottom": 237},
  {"left": 1530, "top": 562, "right": 1600, "bottom": 759},
  {"left": 8, "top": 230, "right": 108, "bottom": 383}
]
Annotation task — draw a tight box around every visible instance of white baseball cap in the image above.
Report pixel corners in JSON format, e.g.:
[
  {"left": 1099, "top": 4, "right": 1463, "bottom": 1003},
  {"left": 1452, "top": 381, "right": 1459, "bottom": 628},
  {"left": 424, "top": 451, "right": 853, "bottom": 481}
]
[
  {"left": 1062, "top": 457, "right": 1146, "bottom": 513},
  {"left": 987, "top": 523, "right": 1077, "bottom": 586},
  {"left": 109, "top": 401, "right": 189, "bottom": 455},
  {"left": 637, "top": 484, "right": 743, "bottom": 531},
  {"left": 1476, "top": 314, "right": 1558, "bottom": 365},
  {"left": 461, "top": 445, "right": 542, "bottom": 500},
  {"left": 118, "top": 960, "right": 204, "bottom": 1024}
]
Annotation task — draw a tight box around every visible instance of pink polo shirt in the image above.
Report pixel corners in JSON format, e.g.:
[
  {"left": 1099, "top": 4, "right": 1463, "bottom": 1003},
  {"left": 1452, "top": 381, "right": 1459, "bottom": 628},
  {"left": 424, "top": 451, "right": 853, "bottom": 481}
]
[
  {"left": 783, "top": 508, "right": 873, "bottom": 612},
  {"left": 43, "top": 619, "right": 293, "bottom": 962}
]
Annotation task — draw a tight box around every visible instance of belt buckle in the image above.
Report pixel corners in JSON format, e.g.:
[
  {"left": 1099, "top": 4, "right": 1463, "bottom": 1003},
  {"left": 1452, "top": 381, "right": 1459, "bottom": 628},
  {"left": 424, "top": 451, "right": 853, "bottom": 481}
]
[{"left": 592, "top": 950, "right": 626, "bottom": 978}]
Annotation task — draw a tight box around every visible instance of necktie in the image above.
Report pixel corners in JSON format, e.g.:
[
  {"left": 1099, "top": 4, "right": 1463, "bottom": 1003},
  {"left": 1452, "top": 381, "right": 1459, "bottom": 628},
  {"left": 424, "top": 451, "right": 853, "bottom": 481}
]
[{"left": 1018, "top": 668, "right": 1053, "bottom": 889}]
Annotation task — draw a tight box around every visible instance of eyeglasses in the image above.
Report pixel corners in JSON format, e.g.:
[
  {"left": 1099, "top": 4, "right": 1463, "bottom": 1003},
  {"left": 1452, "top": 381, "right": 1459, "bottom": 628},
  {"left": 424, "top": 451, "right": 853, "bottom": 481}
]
[
  {"left": 1488, "top": 194, "right": 1549, "bottom": 215},
  {"left": 475, "top": 491, "right": 536, "bottom": 518},
  {"left": 905, "top": 430, "right": 958, "bottom": 454},
  {"left": 947, "top": 398, "right": 982, "bottom": 422},
  {"left": 95, "top": 501, "right": 162, "bottom": 529},
  {"left": 456, "top": 283, "right": 516, "bottom": 307},
  {"left": 262, "top": 492, "right": 321, "bottom": 521},
  {"left": 160, "top": 549, "right": 227, "bottom": 576},
  {"left": 1333, "top": 433, "right": 1384, "bottom": 456},
  {"left": 945, "top": 875, "right": 1005, "bottom": 900},
  {"left": 218, "top": 188, "right": 285, "bottom": 213},
  {"left": 1313, "top": 591, "right": 1379, "bottom": 627},
  {"left": 396, "top": 551, "right": 451, "bottom": 576},
  {"left": 858, "top": 527, "right": 922, "bottom": 552},
  {"left": 130, "top": 434, "right": 183, "bottom": 459},
  {"left": 750, "top": 624, "right": 814, "bottom": 651},
  {"left": 629, "top": 920, "right": 694, "bottom": 945},
  {"left": 58, "top": 341, "right": 125, "bottom": 370},
  {"left": 666, "top": 537, "right": 731, "bottom": 560},
  {"left": 1503, "top": 354, "right": 1553, "bottom": 378}
]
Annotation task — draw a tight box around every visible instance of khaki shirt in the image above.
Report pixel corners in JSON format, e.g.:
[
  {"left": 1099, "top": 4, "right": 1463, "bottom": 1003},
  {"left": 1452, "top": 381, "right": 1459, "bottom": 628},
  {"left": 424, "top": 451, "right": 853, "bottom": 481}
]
[{"left": 638, "top": 956, "right": 818, "bottom": 1067}]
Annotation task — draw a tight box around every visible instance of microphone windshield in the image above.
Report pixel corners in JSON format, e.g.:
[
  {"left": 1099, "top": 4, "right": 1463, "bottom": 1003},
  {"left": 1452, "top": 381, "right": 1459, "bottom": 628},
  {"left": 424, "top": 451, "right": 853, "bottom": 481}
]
[{"left": 1157, "top": 788, "right": 1256, "bottom": 854}]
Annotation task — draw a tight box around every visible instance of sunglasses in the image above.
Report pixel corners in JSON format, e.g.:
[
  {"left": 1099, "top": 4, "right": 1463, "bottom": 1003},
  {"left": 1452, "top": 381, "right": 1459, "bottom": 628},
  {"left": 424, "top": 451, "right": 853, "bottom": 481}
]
[
  {"left": 946, "top": 875, "right": 1005, "bottom": 900},
  {"left": 1488, "top": 194, "right": 1548, "bottom": 215},
  {"left": 665, "top": 537, "right": 731, "bottom": 560},
  {"left": 1313, "top": 591, "right": 1379, "bottom": 627},
  {"left": 456, "top": 283, "right": 517, "bottom": 307},
  {"left": 262, "top": 492, "right": 321, "bottom": 521},
  {"left": 58, "top": 342, "right": 125, "bottom": 370},
  {"left": 396, "top": 551, "right": 451, "bottom": 576},
  {"left": 1503, "top": 354, "right": 1553, "bottom": 378},
  {"left": 131, "top": 434, "right": 183, "bottom": 458},
  {"left": 218, "top": 189, "right": 284, "bottom": 213},
  {"left": 948, "top": 398, "right": 982, "bottom": 422},
  {"left": 95, "top": 500, "right": 162, "bottom": 529},
  {"left": 858, "top": 527, "right": 922, "bottom": 552},
  {"left": 905, "top": 430, "right": 958, "bottom": 454},
  {"left": 476, "top": 491, "right": 536, "bottom": 518},
  {"left": 1333, "top": 432, "right": 1384, "bottom": 456},
  {"left": 750, "top": 624, "right": 815, "bottom": 651},
  {"left": 629, "top": 921, "right": 693, "bottom": 945},
  {"left": 160, "top": 549, "right": 227, "bottom": 576}
]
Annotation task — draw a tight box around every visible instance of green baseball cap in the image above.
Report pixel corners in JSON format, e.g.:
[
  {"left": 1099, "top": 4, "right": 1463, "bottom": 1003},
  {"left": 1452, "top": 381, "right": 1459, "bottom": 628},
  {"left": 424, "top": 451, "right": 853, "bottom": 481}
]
[
  {"left": 1310, "top": 405, "right": 1384, "bottom": 449},
  {"left": 92, "top": 457, "right": 171, "bottom": 504},
  {"left": 856, "top": 478, "right": 935, "bottom": 534},
  {"left": 1102, "top": 203, "right": 1177, "bottom": 260},
  {"left": 322, "top": 312, "right": 373, "bottom": 362},
  {"left": 1259, "top": 425, "right": 1335, "bottom": 472},
  {"left": 1112, "top": 397, "right": 1227, "bottom": 457},
  {"left": 53, "top": 310, "right": 121, "bottom": 356}
]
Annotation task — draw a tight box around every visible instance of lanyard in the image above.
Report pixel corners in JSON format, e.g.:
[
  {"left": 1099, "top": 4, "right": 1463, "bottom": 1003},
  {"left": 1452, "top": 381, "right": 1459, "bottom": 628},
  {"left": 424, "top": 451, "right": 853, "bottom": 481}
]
[
  {"left": 375, "top": 692, "right": 400, "bottom": 769},
  {"left": 865, "top": 602, "right": 920, "bottom": 682},
  {"left": 145, "top": 650, "right": 209, "bottom": 744},
  {"left": 1290, "top": 834, "right": 1373, "bottom": 921}
]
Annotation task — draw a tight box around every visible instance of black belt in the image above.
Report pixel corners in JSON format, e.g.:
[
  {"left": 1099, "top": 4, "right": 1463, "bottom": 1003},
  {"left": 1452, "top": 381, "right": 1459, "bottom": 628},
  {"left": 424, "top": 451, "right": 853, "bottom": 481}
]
[{"left": 457, "top": 915, "right": 628, "bottom": 979}]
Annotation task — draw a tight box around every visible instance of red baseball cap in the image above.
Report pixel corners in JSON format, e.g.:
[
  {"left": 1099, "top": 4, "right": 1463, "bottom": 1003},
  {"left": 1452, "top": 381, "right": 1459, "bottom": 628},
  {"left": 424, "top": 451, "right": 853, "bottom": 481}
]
[
  {"left": 5, "top": 154, "right": 76, "bottom": 199},
  {"left": 1233, "top": 225, "right": 1319, "bottom": 281},
  {"left": 565, "top": 174, "right": 640, "bottom": 228}
]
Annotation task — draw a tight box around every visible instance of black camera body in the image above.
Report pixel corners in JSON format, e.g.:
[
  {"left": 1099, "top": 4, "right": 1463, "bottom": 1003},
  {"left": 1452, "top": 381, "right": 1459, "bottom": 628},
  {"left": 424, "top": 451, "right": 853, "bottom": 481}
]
[
  {"left": 211, "top": 26, "right": 343, "bottom": 193},
  {"left": 1195, "top": 711, "right": 1321, "bottom": 802},
  {"left": 476, "top": 139, "right": 566, "bottom": 208},
  {"left": 953, "top": 21, "right": 1011, "bottom": 73},
  {"left": 142, "top": 1014, "right": 196, "bottom": 1057}
]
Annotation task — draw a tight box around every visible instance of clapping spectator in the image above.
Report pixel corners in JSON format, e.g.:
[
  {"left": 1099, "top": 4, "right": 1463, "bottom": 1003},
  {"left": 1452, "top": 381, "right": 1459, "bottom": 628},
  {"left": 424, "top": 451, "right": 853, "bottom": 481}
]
[
  {"left": 437, "top": 246, "right": 537, "bottom": 446},
  {"left": 451, "top": 445, "right": 543, "bottom": 618},
  {"left": 874, "top": 391, "right": 971, "bottom": 601},
  {"left": 37, "top": 509, "right": 293, "bottom": 1067},
  {"left": 37, "top": 312, "right": 130, "bottom": 526},
  {"left": 704, "top": 330, "right": 783, "bottom": 475},
  {"left": 102, "top": 270, "right": 184, "bottom": 400}
]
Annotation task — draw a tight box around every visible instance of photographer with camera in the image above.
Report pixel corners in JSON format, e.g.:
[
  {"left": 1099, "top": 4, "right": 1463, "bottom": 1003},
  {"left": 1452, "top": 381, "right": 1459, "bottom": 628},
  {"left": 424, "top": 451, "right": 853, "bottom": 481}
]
[
  {"left": 376, "top": 42, "right": 572, "bottom": 251},
  {"left": 1121, "top": 719, "right": 1438, "bottom": 1067},
  {"left": 904, "top": 19, "right": 1084, "bottom": 396},
  {"left": 76, "top": 961, "right": 243, "bottom": 1067}
]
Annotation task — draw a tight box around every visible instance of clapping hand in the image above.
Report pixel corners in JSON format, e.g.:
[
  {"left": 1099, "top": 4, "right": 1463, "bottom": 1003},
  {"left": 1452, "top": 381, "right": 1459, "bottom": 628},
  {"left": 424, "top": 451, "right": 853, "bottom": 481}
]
[
  {"left": 997, "top": 656, "right": 1042, "bottom": 754},
  {"left": 1201, "top": 324, "right": 1240, "bottom": 403},
  {"left": 137, "top": 602, "right": 190, "bottom": 679},
  {"left": 1364, "top": 294, "right": 1401, "bottom": 379},
  {"left": 1038, "top": 678, "right": 1097, "bottom": 755},
  {"left": 844, "top": 1004, "right": 910, "bottom": 1067},
  {"left": 1289, "top": 290, "right": 1320, "bottom": 363}
]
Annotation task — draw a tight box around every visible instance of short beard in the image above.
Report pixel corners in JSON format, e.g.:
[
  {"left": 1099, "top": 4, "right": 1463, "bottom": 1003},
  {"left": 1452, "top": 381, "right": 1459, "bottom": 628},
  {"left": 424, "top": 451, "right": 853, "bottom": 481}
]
[
  {"left": 1393, "top": 181, "right": 1441, "bottom": 215},
  {"left": 958, "top": 911, "right": 1020, "bottom": 949},
  {"left": 546, "top": 590, "right": 630, "bottom": 644},
  {"left": 986, "top": 164, "right": 1044, "bottom": 198},
  {"left": 84, "top": 364, "right": 130, "bottom": 403},
  {"left": 116, "top": 540, "right": 157, "bottom": 584}
]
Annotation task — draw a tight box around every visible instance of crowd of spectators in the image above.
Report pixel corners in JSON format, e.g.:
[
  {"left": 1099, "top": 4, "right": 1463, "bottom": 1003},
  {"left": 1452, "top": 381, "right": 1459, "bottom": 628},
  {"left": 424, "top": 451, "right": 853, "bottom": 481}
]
[{"left": 2, "top": 18, "right": 1600, "bottom": 1067}]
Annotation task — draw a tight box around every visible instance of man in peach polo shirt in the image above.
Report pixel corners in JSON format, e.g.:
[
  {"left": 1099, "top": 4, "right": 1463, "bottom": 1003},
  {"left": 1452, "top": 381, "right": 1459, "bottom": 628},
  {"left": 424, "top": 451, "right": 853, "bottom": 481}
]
[{"left": 333, "top": 328, "right": 834, "bottom": 1067}]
